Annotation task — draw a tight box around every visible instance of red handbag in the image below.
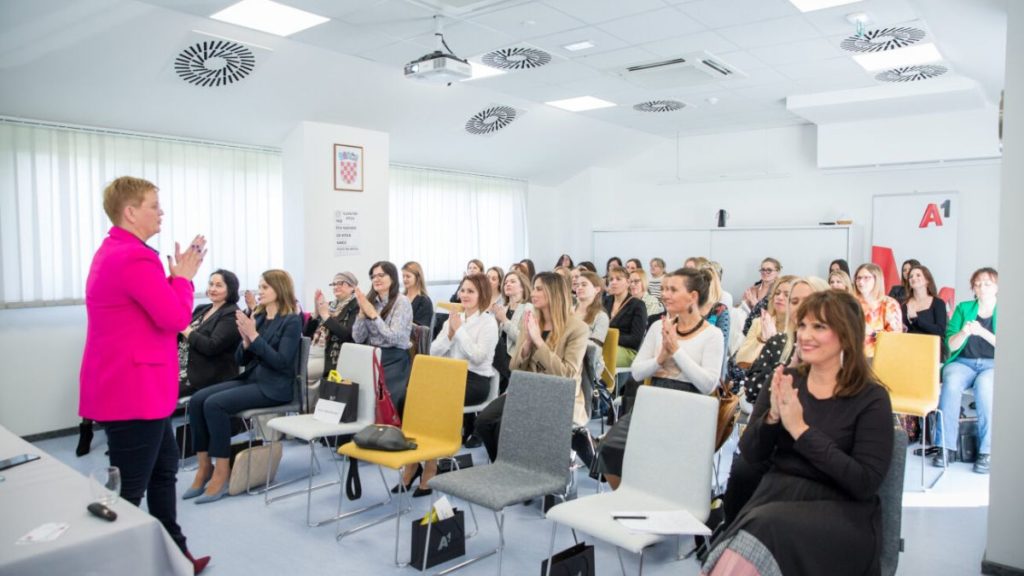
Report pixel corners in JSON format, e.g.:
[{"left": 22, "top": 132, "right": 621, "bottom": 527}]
[{"left": 373, "top": 351, "right": 402, "bottom": 427}]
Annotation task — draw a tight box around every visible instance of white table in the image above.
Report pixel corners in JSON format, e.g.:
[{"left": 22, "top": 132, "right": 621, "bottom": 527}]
[{"left": 0, "top": 425, "right": 191, "bottom": 576}]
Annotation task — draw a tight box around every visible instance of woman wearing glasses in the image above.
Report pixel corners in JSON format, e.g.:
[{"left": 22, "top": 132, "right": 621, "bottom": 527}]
[
  {"left": 629, "top": 269, "right": 665, "bottom": 322},
  {"left": 304, "top": 272, "right": 361, "bottom": 398},
  {"left": 741, "top": 258, "right": 782, "bottom": 336},
  {"left": 352, "top": 261, "right": 414, "bottom": 414}
]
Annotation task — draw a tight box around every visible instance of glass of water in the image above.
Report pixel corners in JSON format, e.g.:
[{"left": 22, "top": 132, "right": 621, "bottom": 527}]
[{"left": 90, "top": 466, "right": 121, "bottom": 505}]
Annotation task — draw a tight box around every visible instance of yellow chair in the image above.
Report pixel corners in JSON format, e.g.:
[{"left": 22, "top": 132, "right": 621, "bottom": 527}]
[
  {"left": 335, "top": 354, "right": 468, "bottom": 566},
  {"left": 873, "top": 331, "right": 943, "bottom": 490},
  {"left": 601, "top": 328, "right": 619, "bottom": 393},
  {"left": 436, "top": 301, "right": 464, "bottom": 314}
]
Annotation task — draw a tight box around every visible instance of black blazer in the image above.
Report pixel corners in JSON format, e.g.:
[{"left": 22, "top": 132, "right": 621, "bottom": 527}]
[
  {"left": 603, "top": 295, "right": 647, "bottom": 351},
  {"left": 184, "top": 303, "right": 242, "bottom": 390},
  {"left": 410, "top": 294, "right": 434, "bottom": 327},
  {"left": 304, "top": 299, "right": 360, "bottom": 380},
  {"left": 235, "top": 313, "right": 302, "bottom": 403},
  {"left": 901, "top": 297, "right": 949, "bottom": 360}
]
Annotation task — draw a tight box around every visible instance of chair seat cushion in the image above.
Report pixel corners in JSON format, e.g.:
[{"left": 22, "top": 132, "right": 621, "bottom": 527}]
[
  {"left": 890, "top": 397, "right": 937, "bottom": 416},
  {"left": 338, "top": 439, "right": 460, "bottom": 470},
  {"left": 544, "top": 488, "right": 684, "bottom": 554},
  {"left": 238, "top": 402, "right": 299, "bottom": 420},
  {"left": 267, "top": 415, "right": 364, "bottom": 441},
  {"left": 428, "top": 463, "right": 567, "bottom": 511}
]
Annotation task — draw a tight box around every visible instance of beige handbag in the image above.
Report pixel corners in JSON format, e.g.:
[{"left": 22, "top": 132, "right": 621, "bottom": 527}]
[{"left": 228, "top": 442, "right": 283, "bottom": 495}]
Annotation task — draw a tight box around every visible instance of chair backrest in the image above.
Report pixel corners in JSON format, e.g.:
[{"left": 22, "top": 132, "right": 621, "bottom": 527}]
[
  {"left": 496, "top": 370, "right": 576, "bottom": 477},
  {"left": 621, "top": 386, "right": 718, "bottom": 522},
  {"left": 873, "top": 332, "right": 941, "bottom": 412},
  {"left": 295, "top": 336, "right": 311, "bottom": 409},
  {"left": 728, "top": 307, "right": 748, "bottom": 355},
  {"left": 878, "top": 426, "right": 908, "bottom": 576},
  {"left": 601, "top": 328, "right": 620, "bottom": 391},
  {"left": 402, "top": 355, "right": 468, "bottom": 448},
  {"left": 336, "top": 343, "right": 380, "bottom": 426},
  {"left": 580, "top": 344, "right": 602, "bottom": 420},
  {"left": 411, "top": 324, "right": 432, "bottom": 356}
]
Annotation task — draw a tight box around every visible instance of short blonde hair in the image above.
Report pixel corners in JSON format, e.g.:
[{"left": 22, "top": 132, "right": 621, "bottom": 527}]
[{"left": 103, "top": 176, "right": 156, "bottom": 225}]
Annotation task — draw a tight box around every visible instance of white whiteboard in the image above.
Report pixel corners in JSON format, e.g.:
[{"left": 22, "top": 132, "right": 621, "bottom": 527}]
[{"left": 593, "top": 226, "right": 852, "bottom": 298}]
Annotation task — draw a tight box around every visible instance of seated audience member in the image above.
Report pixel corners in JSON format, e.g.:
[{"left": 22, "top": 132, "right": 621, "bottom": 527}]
[
  {"left": 519, "top": 258, "right": 536, "bottom": 280},
  {"left": 854, "top": 263, "right": 903, "bottom": 358},
  {"left": 703, "top": 291, "right": 894, "bottom": 576},
  {"left": 449, "top": 259, "right": 484, "bottom": 302},
  {"left": 648, "top": 257, "right": 666, "bottom": 300},
  {"left": 186, "top": 269, "right": 302, "bottom": 504},
  {"left": 829, "top": 258, "right": 851, "bottom": 276},
  {"left": 723, "top": 277, "right": 827, "bottom": 524},
  {"left": 683, "top": 256, "right": 708, "bottom": 270},
  {"left": 934, "top": 267, "right": 998, "bottom": 474},
  {"left": 577, "top": 261, "right": 598, "bottom": 273},
  {"left": 901, "top": 264, "right": 948, "bottom": 359},
  {"left": 603, "top": 265, "right": 648, "bottom": 368},
  {"left": 554, "top": 265, "right": 572, "bottom": 282},
  {"left": 491, "top": 269, "right": 532, "bottom": 394},
  {"left": 625, "top": 258, "right": 642, "bottom": 274},
  {"left": 555, "top": 254, "right": 574, "bottom": 268},
  {"left": 697, "top": 263, "right": 732, "bottom": 380},
  {"left": 604, "top": 256, "right": 623, "bottom": 284},
  {"left": 570, "top": 266, "right": 582, "bottom": 292},
  {"left": 741, "top": 258, "right": 782, "bottom": 335},
  {"left": 353, "top": 261, "right": 414, "bottom": 414},
  {"left": 888, "top": 258, "right": 921, "bottom": 302},
  {"left": 402, "top": 262, "right": 434, "bottom": 327},
  {"left": 727, "top": 275, "right": 797, "bottom": 385},
  {"left": 486, "top": 266, "right": 505, "bottom": 307},
  {"left": 828, "top": 269, "right": 856, "bottom": 296},
  {"left": 596, "top": 267, "right": 725, "bottom": 489},
  {"left": 629, "top": 269, "right": 665, "bottom": 320},
  {"left": 178, "top": 269, "right": 243, "bottom": 397},
  {"left": 304, "top": 272, "right": 360, "bottom": 388},
  {"left": 574, "top": 270, "right": 610, "bottom": 345},
  {"left": 709, "top": 261, "right": 734, "bottom": 308},
  {"left": 474, "top": 273, "right": 589, "bottom": 462},
  {"left": 394, "top": 273, "right": 499, "bottom": 496}
]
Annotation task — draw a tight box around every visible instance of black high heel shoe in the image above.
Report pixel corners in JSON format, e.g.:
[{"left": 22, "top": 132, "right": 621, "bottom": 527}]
[
  {"left": 390, "top": 464, "right": 422, "bottom": 494},
  {"left": 76, "top": 419, "right": 94, "bottom": 457}
]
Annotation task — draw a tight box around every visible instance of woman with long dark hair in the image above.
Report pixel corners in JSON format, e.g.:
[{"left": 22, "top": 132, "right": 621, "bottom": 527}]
[
  {"left": 352, "top": 261, "right": 414, "bottom": 413},
  {"left": 900, "top": 264, "right": 948, "bottom": 359}
]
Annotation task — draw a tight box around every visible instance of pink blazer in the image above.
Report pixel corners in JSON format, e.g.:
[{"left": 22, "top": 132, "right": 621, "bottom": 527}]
[{"left": 79, "top": 227, "right": 195, "bottom": 421}]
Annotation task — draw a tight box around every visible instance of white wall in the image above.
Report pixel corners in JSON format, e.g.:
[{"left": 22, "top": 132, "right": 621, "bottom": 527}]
[
  {"left": 984, "top": 1, "right": 1024, "bottom": 571},
  {"left": 282, "top": 121, "right": 390, "bottom": 310},
  {"left": 529, "top": 125, "right": 1002, "bottom": 299}
]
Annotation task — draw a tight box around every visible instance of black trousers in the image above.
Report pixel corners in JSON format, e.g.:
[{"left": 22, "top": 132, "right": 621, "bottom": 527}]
[
  {"left": 104, "top": 418, "right": 188, "bottom": 554},
  {"left": 189, "top": 379, "right": 279, "bottom": 458},
  {"left": 474, "top": 394, "right": 506, "bottom": 463}
]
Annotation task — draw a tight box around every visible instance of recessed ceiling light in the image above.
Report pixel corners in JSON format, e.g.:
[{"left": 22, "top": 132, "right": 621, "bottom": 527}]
[
  {"left": 563, "top": 40, "right": 595, "bottom": 52},
  {"left": 464, "top": 62, "right": 507, "bottom": 81},
  {"left": 852, "top": 42, "right": 943, "bottom": 71},
  {"left": 211, "top": 0, "right": 329, "bottom": 37},
  {"left": 545, "top": 96, "right": 616, "bottom": 112},
  {"left": 788, "top": 0, "right": 862, "bottom": 12}
]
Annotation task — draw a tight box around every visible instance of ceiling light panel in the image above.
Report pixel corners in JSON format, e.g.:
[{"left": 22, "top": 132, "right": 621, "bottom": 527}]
[
  {"left": 545, "top": 96, "right": 616, "bottom": 112},
  {"left": 465, "top": 62, "right": 507, "bottom": 80},
  {"left": 788, "top": 0, "right": 862, "bottom": 12},
  {"left": 852, "top": 43, "right": 943, "bottom": 71},
  {"left": 211, "top": 0, "right": 329, "bottom": 37},
  {"left": 563, "top": 41, "right": 595, "bottom": 52}
]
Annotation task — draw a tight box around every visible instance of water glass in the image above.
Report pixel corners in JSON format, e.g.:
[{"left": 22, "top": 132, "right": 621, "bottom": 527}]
[{"left": 90, "top": 466, "right": 121, "bottom": 505}]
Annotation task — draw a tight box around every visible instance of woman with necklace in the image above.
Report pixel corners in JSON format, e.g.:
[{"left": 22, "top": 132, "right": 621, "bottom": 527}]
[
  {"left": 176, "top": 269, "right": 243, "bottom": 398},
  {"left": 702, "top": 290, "right": 894, "bottom": 576},
  {"left": 900, "top": 264, "right": 948, "bottom": 359},
  {"left": 854, "top": 262, "right": 903, "bottom": 358},
  {"left": 185, "top": 269, "right": 302, "bottom": 504},
  {"left": 303, "top": 271, "right": 360, "bottom": 403},
  {"left": 934, "top": 267, "right": 998, "bottom": 474},
  {"left": 595, "top": 267, "right": 725, "bottom": 490}
]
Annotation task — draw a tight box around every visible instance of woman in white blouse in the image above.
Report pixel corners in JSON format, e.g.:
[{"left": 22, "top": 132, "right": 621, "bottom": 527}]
[
  {"left": 396, "top": 273, "right": 498, "bottom": 497},
  {"left": 596, "top": 267, "right": 725, "bottom": 489}
]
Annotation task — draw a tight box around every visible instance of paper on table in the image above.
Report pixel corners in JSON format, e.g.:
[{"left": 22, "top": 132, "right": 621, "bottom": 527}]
[
  {"left": 17, "top": 522, "right": 70, "bottom": 545},
  {"left": 610, "top": 511, "right": 711, "bottom": 536}
]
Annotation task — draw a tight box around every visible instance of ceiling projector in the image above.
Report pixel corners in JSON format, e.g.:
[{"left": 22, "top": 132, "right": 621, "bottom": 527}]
[{"left": 404, "top": 50, "right": 472, "bottom": 85}]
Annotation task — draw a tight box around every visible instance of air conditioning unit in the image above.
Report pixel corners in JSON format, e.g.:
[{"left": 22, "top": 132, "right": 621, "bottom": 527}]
[{"left": 618, "top": 51, "right": 745, "bottom": 90}]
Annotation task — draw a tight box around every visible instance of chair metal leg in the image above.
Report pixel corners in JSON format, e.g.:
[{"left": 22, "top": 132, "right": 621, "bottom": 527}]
[
  {"left": 336, "top": 466, "right": 411, "bottom": 542},
  {"left": 178, "top": 399, "right": 190, "bottom": 469},
  {"left": 543, "top": 522, "right": 557, "bottom": 576},
  {"left": 432, "top": 507, "right": 503, "bottom": 575},
  {"left": 924, "top": 409, "right": 947, "bottom": 491},
  {"left": 263, "top": 440, "right": 336, "bottom": 507},
  {"left": 617, "top": 548, "right": 628, "bottom": 576},
  {"left": 638, "top": 548, "right": 645, "bottom": 576},
  {"left": 332, "top": 463, "right": 399, "bottom": 534}
]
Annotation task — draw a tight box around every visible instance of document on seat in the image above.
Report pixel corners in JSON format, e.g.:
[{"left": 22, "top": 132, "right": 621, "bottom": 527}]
[{"left": 610, "top": 510, "right": 711, "bottom": 536}]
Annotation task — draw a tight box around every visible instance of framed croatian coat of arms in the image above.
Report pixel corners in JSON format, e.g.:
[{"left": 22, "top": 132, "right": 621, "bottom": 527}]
[{"left": 333, "top": 144, "right": 364, "bottom": 191}]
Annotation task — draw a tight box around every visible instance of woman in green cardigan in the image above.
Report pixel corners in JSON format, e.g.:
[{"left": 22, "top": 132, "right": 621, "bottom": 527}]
[{"left": 935, "top": 267, "right": 998, "bottom": 474}]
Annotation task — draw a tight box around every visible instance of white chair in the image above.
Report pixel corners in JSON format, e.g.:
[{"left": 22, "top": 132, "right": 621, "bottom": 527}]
[
  {"left": 728, "top": 306, "right": 748, "bottom": 355},
  {"left": 463, "top": 373, "right": 500, "bottom": 415},
  {"left": 264, "top": 343, "right": 390, "bottom": 526},
  {"left": 544, "top": 386, "right": 718, "bottom": 576}
]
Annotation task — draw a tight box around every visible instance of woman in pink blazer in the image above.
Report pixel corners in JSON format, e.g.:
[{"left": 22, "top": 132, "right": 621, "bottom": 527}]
[{"left": 78, "top": 176, "right": 210, "bottom": 574}]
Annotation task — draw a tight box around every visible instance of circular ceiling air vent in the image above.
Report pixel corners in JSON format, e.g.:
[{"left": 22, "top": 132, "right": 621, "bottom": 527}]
[
  {"left": 465, "top": 106, "right": 517, "bottom": 135},
  {"left": 840, "top": 26, "right": 926, "bottom": 53},
  {"left": 876, "top": 64, "right": 948, "bottom": 82},
  {"left": 481, "top": 47, "right": 551, "bottom": 70},
  {"left": 633, "top": 100, "right": 685, "bottom": 113},
  {"left": 175, "top": 41, "right": 254, "bottom": 87}
]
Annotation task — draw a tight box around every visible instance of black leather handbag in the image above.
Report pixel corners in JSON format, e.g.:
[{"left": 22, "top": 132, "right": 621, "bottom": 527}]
[{"left": 353, "top": 424, "right": 416, "bottom": 451}]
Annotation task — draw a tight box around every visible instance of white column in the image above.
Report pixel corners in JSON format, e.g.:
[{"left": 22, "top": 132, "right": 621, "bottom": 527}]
[{"left": 984, "top": 2, "right": 1024, "bottom": 572}]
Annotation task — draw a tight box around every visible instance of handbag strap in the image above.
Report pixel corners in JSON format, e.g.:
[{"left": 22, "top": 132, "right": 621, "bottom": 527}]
[{"left": 345, "top": 457, "right": 362, "bottom": 500}]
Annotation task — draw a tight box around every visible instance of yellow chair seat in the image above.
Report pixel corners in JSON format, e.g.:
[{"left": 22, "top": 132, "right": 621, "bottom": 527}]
[{"left": 338, "top": 437, "right": 462, "bottom": 470}]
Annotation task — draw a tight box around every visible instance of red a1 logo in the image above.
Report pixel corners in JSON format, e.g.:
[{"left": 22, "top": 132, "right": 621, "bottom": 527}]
[{"left": 919, "top": 199, "right": 951, "bottom": 228}]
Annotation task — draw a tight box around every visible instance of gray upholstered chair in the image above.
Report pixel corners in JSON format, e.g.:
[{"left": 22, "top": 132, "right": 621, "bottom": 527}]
[
  {"left": 424, "top": 370, "right": 577, "bottom": 575},
  {"left": 879, "top": 425, "right": 909, "bottom": 576}
]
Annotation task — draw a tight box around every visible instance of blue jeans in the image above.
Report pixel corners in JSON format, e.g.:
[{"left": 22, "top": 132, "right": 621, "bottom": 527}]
[{"left": 937, "top": 357, "right": 994, "bottom": 453}]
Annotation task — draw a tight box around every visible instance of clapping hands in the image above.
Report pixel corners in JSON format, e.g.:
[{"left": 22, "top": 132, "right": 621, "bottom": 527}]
[
  {"left": 235, "top": 309, "right": 258, "bottom": 347},
  {"left": 168, "top": 235, "right": 206, "bottom": 281},
  {"left": 768, "top": 365, "right": 808, "bottom": 439}
]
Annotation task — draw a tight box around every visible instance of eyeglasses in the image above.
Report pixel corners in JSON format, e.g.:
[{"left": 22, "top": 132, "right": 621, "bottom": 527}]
[
  {"left": 628, "top": 279, "right": 642, "bottom": 285},
  {"left": 759, "top": 268, "right": 777, "bottom": 274},
  {"left": 328, "top": 282, "right": 350, "bottom": 287},
  {"left": 370, "top": 273, "right": 388, "bottom": 280}
]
